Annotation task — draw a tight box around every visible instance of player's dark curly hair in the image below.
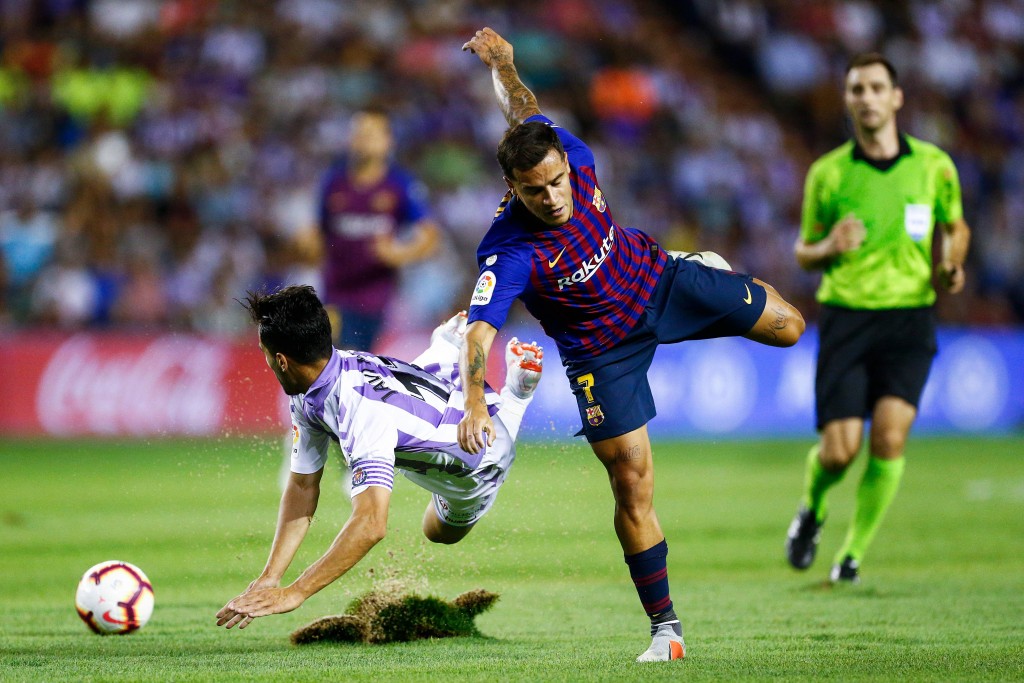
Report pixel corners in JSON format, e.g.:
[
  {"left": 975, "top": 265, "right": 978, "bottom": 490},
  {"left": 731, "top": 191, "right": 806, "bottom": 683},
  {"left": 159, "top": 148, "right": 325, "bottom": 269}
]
[
  {"left": 496, "top": 121, "right": 566, "bottom": 179},
  {"left": 241, "top": 285, "right": 333, "bottom": 363}
]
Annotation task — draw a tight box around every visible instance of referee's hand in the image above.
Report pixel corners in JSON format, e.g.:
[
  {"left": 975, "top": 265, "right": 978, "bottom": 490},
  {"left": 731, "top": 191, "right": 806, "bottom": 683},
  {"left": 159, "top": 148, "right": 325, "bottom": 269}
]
[
  {"left": 829, "top": 214, "right": 866, "bottom": 254},
  {"left": 938, "top": 261, "right": 966, "bottom": 294}
]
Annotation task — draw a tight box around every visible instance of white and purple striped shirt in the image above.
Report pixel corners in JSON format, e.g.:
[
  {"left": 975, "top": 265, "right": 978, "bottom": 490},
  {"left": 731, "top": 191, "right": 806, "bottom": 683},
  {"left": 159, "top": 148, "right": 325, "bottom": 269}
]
[{"left": 289, "top": 348, "right": 500, "bottom": 497}]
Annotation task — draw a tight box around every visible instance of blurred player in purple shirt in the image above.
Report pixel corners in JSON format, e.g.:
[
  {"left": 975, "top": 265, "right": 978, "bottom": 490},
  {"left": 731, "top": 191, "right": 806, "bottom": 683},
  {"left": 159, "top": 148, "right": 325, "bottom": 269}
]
[
  {"left": 317, "top": 108, "right": 440, "bottom": 350},
  {"left": 460, "top": 28, "right": 806, "bottom": 663}
]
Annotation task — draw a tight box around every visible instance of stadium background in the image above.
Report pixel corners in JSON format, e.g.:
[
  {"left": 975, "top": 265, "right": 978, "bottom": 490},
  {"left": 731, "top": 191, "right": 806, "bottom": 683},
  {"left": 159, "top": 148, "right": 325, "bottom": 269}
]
[{"left": 2, "top": 0, "right": 1022, "bottom": 438}]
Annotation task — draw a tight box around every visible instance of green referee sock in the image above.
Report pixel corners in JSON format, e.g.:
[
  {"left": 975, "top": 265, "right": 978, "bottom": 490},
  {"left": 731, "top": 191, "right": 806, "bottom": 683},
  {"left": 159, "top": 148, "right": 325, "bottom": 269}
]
[
  {"left": 835, "top": 456, "right": 906, "bottom": 563},
  {"left": 802, "top": 443, "right": 847, "bottom": 523}
]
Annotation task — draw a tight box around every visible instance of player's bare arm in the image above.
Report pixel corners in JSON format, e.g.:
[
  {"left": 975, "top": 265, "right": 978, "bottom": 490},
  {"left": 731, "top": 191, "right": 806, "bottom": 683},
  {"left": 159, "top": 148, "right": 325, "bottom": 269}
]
[
  {"left": 937, "top": 217, "right": 971, "bottom": 294},
  {"left": 458, "top": 320, "right": 498, "bottom": 454},
  {"left": 744, "top": 279, "right": 805, "bottom": 348},
  {"left": 462, "top": 27, "right": 541, "bottom": 127},
  {"left": 795, "top": 214, "right": 866, "bottom": 271},
  {"left": 372, "top": 219, "right": 441, "bottom": 267},
  {"left": 260, "top": 470, "right": 323, "bottom": 583},
  {"left": 219, "top": 486, "right": 391, "bottom": 629},
  {"left": 215, "top": 469, "right": 323, "bottom": 628}
]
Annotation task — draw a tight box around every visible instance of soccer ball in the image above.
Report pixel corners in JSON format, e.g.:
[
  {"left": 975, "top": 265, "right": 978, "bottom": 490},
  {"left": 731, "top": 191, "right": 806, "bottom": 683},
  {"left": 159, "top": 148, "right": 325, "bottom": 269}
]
[{"left": 75, "top": 561, "right": 154, "bottom": 634}]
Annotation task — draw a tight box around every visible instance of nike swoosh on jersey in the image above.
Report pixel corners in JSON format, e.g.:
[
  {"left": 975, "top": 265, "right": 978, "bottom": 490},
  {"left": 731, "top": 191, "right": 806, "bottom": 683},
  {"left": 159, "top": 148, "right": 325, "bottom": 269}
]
[
  {"left": 548, "top": 247, "right": 567, "bottom": 268},
  {"left": 743, "top": 284, "right": 753, "bottom": 304}
]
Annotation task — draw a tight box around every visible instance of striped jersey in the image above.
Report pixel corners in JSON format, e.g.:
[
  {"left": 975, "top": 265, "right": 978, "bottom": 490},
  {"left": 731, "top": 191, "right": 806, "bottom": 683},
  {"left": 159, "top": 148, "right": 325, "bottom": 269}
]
[
  {"left": 467, "top": 114, "right": 667, "bottom": 362},
  {"left": 318, "top": 157, "right": 432, "bottom": 311},
  {"left": 289, "top": 348, "right": 500, "bottom": 497}
]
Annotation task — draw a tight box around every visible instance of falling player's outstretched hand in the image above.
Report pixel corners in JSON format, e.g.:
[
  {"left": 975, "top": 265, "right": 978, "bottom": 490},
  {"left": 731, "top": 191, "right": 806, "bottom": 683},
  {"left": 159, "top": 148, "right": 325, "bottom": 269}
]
[
  {"left": 462, "top": 27, "right": 513, "bottom": 69},
  {"left": 216, "top": 586, "right": 304, "bottom": 629}
]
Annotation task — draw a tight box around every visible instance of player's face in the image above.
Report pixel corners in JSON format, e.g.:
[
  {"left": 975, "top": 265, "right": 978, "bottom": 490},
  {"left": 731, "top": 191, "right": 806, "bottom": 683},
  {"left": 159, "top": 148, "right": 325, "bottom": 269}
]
[
  {"left": 348, "top": 113, "right": 393, "bottom": 162},
  {"left": 844, "top": 64, "right": 903, "bottom": 133},
  {"left": 506, "top": 149, "right": 573, "bottom": 227}
]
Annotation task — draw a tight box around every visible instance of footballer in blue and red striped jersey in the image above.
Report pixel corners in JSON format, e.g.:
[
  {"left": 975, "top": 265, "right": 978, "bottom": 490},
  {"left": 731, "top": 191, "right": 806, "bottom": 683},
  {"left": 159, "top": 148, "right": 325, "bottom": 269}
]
[
  {"left": 318, "top": 158, "right": 429, "bottom": 314},
  {"left": 470, "top": 114, "right": 667, "bottom": 361},
  {"left": 317, "top": 109, "right": 439, "bottom": 350},
  {"left": 465, "top": 113, "right": 802, "bottom": 443},
  {"left": 460, "top": 26, "right": 806, "bottom": 664}
]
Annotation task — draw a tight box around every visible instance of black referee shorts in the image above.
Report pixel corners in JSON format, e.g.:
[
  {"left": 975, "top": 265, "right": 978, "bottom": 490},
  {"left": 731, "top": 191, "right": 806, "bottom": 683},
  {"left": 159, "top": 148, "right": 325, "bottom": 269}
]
[{"left": 815, "top": 305, "right": 937, "bottom": 429}]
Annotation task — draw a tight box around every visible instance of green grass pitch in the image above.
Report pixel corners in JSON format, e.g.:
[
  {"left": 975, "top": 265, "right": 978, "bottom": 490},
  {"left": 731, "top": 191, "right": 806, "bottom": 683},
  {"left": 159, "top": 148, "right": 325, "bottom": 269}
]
[{"left": 1, "top": 435, "right": 1022, "bottom": 681}]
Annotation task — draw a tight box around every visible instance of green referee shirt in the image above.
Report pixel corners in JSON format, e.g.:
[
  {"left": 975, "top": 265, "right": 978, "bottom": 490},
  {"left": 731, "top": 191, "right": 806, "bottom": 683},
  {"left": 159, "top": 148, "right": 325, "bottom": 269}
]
[{"left": 800, "top": 134, "right": 963, "bottom": 309}]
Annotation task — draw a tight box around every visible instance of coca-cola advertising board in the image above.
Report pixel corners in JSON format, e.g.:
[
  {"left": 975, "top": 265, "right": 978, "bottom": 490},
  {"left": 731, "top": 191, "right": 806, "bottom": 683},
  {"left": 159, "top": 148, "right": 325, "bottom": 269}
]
[{"left": 1, "top": 332, "right": 286, "bottom": 437}]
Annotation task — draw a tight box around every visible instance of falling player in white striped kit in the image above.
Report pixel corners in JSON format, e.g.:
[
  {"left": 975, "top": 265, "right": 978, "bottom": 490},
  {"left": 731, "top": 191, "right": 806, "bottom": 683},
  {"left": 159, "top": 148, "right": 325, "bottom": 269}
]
[{"left": 216, "top": 285, "right": 542, "bottom": 630}]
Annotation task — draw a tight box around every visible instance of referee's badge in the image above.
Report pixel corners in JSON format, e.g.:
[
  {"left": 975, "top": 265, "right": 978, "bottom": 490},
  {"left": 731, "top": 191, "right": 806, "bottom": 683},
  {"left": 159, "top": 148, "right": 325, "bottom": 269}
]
[{"left": 586, "top": 404, "right": 605, "bottom": 427}]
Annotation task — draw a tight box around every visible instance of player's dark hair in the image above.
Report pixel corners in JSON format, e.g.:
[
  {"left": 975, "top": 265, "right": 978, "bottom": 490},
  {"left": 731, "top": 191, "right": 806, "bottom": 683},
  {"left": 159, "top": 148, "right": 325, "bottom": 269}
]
[
  {"left": 355, "top": 105, "right": 391, "bottom": 124},
  {"left": 846, "top": 52, "right": 898, "bottom": 86},
  {"left": 241, "top": 285, "right": 333, "bottom": 364},
  {"left": 497, "top": 121, "right": 566, "bottom": 179}
]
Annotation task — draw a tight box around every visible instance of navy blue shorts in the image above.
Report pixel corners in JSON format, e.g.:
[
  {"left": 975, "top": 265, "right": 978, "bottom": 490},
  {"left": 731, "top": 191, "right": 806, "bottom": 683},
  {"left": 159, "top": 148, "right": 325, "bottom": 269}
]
[{"left": 565, "top": 255, "right": 767, "bottom": 442}]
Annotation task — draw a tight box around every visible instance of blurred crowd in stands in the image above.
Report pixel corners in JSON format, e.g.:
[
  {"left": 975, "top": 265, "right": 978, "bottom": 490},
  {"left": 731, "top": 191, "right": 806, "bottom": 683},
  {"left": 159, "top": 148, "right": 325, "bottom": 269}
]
[{"left": 1, "top": 0, "right": 1021, "bottom": 344}]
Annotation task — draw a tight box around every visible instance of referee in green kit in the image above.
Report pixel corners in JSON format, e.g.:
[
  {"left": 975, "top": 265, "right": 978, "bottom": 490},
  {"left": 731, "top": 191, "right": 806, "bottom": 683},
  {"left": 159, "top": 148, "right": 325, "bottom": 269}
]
[{"left": 784, "top": 53, "right": 972, "bottom": 584}]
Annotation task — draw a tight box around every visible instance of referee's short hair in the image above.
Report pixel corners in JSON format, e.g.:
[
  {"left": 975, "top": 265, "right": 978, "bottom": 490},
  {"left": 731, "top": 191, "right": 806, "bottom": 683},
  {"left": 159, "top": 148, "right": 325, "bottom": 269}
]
[
  {"left": 846, "top": 53, "right": 898, "bottom": 86},
  {"left": 497, "top": 120, "right": 566, "bottom": 179}
]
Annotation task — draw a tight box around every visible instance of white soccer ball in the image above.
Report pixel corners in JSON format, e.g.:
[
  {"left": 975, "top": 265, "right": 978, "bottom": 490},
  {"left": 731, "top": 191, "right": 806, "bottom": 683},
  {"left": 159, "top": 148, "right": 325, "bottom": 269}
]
[{"left": 75, "top": 561, "right": 154, "bottom": 635}]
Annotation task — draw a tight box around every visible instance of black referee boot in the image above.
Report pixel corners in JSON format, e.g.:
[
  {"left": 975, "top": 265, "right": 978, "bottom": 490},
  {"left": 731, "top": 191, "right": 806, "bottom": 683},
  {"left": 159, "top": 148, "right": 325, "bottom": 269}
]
[
  {"left": 785, "top": 506, "right": 824, "bottom": 570},
  {"left": 830, "top": 555, "right": 860, "bottom": 584}
]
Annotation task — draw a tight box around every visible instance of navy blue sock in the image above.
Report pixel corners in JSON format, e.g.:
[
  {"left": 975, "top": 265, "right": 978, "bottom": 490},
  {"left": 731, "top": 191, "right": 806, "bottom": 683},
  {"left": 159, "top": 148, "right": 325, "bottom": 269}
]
[{"left": 625, "top": 539, "right": 681, "bottom": 636}]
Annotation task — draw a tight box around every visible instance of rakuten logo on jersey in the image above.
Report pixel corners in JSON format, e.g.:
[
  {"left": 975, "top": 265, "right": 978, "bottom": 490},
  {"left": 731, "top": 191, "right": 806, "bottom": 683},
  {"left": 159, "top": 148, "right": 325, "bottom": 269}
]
[
  {"left": 557, "top": 226, "right": 615, "bottom": 290},
  {"left": 37, "top": 335, "right": 229, "bottom": 436}
]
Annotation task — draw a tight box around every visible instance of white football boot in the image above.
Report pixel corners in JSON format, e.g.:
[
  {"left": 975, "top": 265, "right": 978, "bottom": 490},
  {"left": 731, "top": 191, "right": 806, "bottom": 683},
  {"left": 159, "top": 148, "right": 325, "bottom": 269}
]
[
  {"left": 636, "top": 623, "right": 686, "bottom": 663},
  {"left": 666, "top": 249, "right": 732, "bottom": 271},
  {"left": 504, "top": 338, "right": 543, "bottom": 399},
  {"left": 430, "top": 310, "right": 468, "bottom": 349}
]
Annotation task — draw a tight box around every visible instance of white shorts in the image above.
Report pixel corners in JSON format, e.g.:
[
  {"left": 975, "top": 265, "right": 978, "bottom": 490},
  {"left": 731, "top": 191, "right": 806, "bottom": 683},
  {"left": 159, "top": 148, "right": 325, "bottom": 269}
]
[{"left": 400, "top": 414, "right": 516, "bottom": 527}]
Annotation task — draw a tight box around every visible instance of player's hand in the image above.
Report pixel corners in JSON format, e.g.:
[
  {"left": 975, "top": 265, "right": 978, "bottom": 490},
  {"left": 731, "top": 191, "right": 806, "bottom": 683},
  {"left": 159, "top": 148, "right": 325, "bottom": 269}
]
[
  {"left": 246, "top": 576, "right": 279, "bottom": 593},
  {"left": 462, "top": 27, "right": 513, "bottom": 68},
  {"left": 216, "top": 587, "right": 304, "bottom": 630},
  {"left": 458, "top": 403, "right": 494, "bottom": 454},
  {"left": 371, "top": 233, "right": 404, "bottom": 267},
  {"left": 938, "top": 261, "right": 966, "bottom": 294},
  {"left": 829, "top": 213, "right": 866, "bottom": 254}
]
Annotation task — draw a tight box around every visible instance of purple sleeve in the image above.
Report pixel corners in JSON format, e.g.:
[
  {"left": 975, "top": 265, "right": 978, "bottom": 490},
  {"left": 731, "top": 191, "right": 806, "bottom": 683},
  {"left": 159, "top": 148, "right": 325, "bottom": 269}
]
[
  {"left": 525, "top": 114, "right": 596, "bottom": 169},
  {"left": 466, "top": 248, "right": 531, "bottom": 331}
]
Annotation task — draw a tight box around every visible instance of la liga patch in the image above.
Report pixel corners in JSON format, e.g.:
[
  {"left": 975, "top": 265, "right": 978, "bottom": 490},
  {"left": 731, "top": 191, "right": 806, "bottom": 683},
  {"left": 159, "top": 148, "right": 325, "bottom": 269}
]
[{"left": 471, "top": 271, "right": 496, "bottom": 305}]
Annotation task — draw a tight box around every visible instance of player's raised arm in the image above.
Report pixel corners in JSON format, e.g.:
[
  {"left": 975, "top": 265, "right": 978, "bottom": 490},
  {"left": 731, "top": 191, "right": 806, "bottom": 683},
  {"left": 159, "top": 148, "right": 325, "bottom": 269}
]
[
  {"left": 462, "top": 27, "right": 541, "bottom": 127},
  {"left": 458, "top": 320, "right": 498, "bottom": 454}
]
